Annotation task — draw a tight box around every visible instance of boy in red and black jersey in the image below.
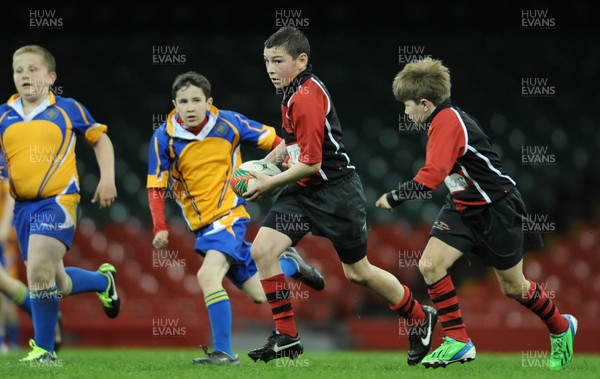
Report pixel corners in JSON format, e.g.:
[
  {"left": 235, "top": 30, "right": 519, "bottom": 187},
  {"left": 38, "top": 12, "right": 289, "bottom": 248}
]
[
  {"left": 376, "top": 58, "right": 577, "bottom": 370},
  {"left": 277, "top": 64, "right": 354, "bottom": 187},
  {"left": 244, "top": 26, "right": 436, "bottom": 366}
]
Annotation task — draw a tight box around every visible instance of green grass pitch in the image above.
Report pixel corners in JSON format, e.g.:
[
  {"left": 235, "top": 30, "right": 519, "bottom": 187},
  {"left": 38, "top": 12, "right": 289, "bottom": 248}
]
[{"left": 2, "top": 349, "right": 599, "bottom": 378}]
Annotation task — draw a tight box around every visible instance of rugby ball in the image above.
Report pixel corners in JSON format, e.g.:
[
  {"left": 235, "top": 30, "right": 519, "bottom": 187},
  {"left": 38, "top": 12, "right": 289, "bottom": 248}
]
[{"left": 230, "top": 160, "right": 282, "bottom": 198}]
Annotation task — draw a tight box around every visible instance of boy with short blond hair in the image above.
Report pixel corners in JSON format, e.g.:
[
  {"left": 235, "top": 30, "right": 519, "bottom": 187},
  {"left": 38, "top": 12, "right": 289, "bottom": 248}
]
[
  {"left": 376, "top": 58, "right": 577, "bottom": 371},
  {"left": 0, "top": 45, "right": 120, "bottom": 363}
]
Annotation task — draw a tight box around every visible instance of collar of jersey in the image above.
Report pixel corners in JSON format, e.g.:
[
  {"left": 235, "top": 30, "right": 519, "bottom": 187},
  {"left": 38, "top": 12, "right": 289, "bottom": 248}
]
[
  {"left": 7, "top": 92, "right": 56, "bottom": 122},
  {"left": 426, "top": 98, "right": 452, "bottom": 125},
  {"left": 169, "top": 111, "right": 217, "bottom": 141}
]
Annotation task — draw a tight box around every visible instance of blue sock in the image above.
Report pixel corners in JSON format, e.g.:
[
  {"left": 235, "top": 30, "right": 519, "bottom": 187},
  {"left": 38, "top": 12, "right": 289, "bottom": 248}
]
[
  {"left": 65, "top": 267, "right": 108, "bottom": 295},
  {"left": 205, "top": 289, "right": 232, "bottom": 355},
  {"left": 7, "top": 323, "right": 20, "bottom": 346},
  {"left": 279, "top": 257, "right": 298, "bottom": 278},
  {"left": 30, "top": 285, "right": 60, "bottom": 352}
]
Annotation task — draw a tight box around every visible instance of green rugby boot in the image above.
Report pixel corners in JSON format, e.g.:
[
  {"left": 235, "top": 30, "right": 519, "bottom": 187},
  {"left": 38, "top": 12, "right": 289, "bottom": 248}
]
[
  {"left": 20, "top": 339, "right": 56, "bottom": 363},
  {"left": 422, "top": 336, "right": 476, "bottom": 368},
  {"left": 97, "top": 263, "right": 120, "bottom": 318},
  {"left": 548, "top": 314, "right": 577, "bottom": 371}
]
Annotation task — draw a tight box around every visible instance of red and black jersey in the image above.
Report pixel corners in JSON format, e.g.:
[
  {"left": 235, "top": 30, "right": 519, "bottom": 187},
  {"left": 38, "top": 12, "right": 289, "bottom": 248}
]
[
  {"left": 280, "top": 65, "right": 354, "bottom": 187},
  {"left": 414, "top": 100, "right": 515, "bottom": 210}
]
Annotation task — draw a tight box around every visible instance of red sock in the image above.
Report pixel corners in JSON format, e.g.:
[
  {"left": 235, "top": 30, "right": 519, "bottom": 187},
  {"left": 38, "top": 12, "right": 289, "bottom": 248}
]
[
  {"left": 519, "top": 280, "right": 568, "bottom": 334},
  {"left": 260, "top": 273, "right": 297, "bottom": 337},
  {"left": 390, "top": 285, "right": 426, "bottom": 324},
  {"left": 427, "top": 275, "right": 469, "bottom": 343}
]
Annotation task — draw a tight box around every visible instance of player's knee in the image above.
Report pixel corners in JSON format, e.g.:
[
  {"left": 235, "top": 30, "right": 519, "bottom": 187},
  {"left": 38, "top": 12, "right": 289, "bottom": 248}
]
[
  {"left": 196, "top": 270, "right": 205, "bottom": 289},
  {"left": 343, "top": 266, "right": 369, "bottom": 285},
  {"left": 345, "top": 272, "right": 367, "bottom": 285},
  {"left": 55, "top": 274, "right": 71, "bottom": 294},
  {"left": 250, "top": 242, "right": 274, "bottom": 265},
  {"left": 196, "top": 268, "right": 217, "bottom": 291},
  {"left": 26, "top": 264, "right": 54, "bottom": 287},
  {"left": 500, "top": 281, "right": 523, "bottom": 299},
  {"left": 418, "top": 256, "right": 437, "bottom": 278}
]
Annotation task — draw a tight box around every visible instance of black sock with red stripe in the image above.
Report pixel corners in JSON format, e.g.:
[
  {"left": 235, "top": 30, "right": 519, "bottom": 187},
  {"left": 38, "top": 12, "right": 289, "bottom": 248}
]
[
  {"left": 518, "top": 280, "right": 568, "bottom": 335},
  {"left": 427, "top": 274, "right": 469, "bottom": 343},
  {"left": 261, "top": 273, "right": 297, "bottom": 337}
]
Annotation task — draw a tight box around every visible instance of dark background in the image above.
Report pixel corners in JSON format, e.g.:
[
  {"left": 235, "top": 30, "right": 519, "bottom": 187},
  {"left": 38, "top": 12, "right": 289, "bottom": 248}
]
[
  {"left": 3, "top": 2, "right": 599, "bottom": 232},
  {"left": 3, "top": 2, "right": 600, "bottom": 350}
]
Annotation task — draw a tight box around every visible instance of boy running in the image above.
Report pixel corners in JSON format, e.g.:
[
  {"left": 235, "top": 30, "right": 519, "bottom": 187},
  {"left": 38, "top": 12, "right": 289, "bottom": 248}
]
[
  {"left": 147, "top": 71, "right": 324, "bottom": 366},
  {"left": 245, "top": 27, "right": 437, "bottom": 365},
  {"left": 376, "top": 58, "right": 577, "bottom": 371}
]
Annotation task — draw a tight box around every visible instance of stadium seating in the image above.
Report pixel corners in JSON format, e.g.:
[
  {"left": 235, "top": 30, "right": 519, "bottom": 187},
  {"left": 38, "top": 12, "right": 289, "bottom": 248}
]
[{"left": 13, "top": 219, "right": 598, "bottom": 352}]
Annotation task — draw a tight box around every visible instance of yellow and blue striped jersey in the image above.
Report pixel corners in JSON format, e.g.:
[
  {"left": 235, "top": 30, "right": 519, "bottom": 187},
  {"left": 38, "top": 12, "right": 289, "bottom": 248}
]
[
  {"left": 0, "top": 93, "right": 107, "bottom": 200},
  {"left": 147, "top": 105, "right": 278, "bottom": 231}
]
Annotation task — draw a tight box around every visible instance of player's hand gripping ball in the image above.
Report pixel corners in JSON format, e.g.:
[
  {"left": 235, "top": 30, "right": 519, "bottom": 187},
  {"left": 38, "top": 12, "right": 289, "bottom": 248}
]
[{"left": 230, "top": 160, "right": 282, "bottom": 198}]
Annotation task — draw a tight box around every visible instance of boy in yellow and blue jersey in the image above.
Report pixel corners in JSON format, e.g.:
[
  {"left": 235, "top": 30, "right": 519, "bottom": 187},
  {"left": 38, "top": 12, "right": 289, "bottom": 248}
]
[
  {"left": 147, "top": 71, "right": 324, "bottom": 365},
  {"left": 0, "top": 149, "right": 63, "bottom": 353},
  {"left": 0, "top": 150, "right": 62, "bottom": 351},
  {"left": 0, "top": 45, "right": 120, "bottom": 363},
  {"left": 0, "top": 149, "right": 19, "bottom": 352},
  {"left": 0, "top": 150, "right": 26, "bottom": 315}
]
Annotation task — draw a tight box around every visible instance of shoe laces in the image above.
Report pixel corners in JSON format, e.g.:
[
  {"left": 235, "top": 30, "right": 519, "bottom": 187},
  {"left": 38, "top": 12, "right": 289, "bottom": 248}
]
[
  {"left": 200, "top": 345, "right": 212, "bottom": 357},
  {"left": 200, "top": 345, "right": 224, "bottom": 357},
  {"left": 97, "top": 291, "right": 112, "bottom": 307},
  {"left": 97, "top": 274, "right": 114, "bottom": 308},
  {"left": 431, "top": 337, "right": 456, "bottom": 356},
  {"left": 24, "top": 340, "right": 48, "bottom": 360},
  {"left": 441, "top": 336, "right": 455, "bottom": 346},
  {"left": 550, "top": 334, "right": 564, "bottom": 359}
]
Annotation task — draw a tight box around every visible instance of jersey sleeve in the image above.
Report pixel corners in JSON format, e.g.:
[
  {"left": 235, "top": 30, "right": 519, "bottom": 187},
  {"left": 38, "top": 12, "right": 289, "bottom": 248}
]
[
  {"left": 146, "top": 129, "right": 171, "bottom": 189},
  {"left": 289, "top": 91, "right": 327, "bottom": 164},
  {"left": 69, "top": 100, "right": 108, "bottom": 144},
  {"left": 148, "top": 188, "right": 168, "bottom": 233},
  {"left": 230, "top": 111, "right": 279, "bottom": 151},
  {"left": 414, "top": 109, "right": 466, "bottom": 190}
]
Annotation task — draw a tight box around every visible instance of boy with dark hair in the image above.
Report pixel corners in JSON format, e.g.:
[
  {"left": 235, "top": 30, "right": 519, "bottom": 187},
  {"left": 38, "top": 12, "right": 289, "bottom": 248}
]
[
  {"left": 244, "top": 27, "right": 437, "bottom": 365},
  {"left": 147, "top": 71, "right": 324, "bottom": 366},
  {"left": 376, "top": 58, "right": 577, "bottom": 371}
]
